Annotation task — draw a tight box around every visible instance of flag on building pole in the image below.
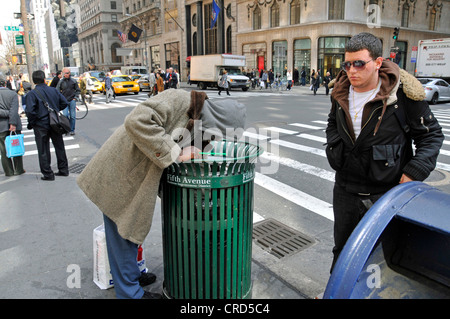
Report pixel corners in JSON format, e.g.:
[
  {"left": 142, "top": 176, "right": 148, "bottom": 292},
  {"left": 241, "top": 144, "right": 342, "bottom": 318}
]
[
  {"left": 127, "top": 24, "right": 143, "bottom": 43},
  {"left": 117, "top": 30, "right": 127, "bottom": 43},
  {"left": 211, "top": 0, "right": 220, "bottom": 29}
]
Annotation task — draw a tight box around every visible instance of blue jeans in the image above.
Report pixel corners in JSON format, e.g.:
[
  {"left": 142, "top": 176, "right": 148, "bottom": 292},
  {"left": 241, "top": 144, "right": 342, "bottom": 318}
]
[
  {"left": 103, "top": 214, "right": 144, "bottom": 299},
  {"left": 63, "top": 99, "right": 76, "bottom": 132}
]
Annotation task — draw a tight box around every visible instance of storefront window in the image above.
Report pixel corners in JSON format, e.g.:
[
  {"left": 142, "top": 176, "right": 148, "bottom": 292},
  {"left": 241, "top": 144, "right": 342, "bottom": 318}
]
[
  {"left": 243, "top": 43, "right": 266, "bottom": 74},
  {"left": 318, "top": 36, "right": 349, "bottom": 78},
  {"left": 294, "top": 39, "right": 311, "bottom": 84},
  {"left": 150, "top": 45, "right": 160, "bottom": 71},
  {"left": 394, "top": 41, "right": 407, "bottom": 70},
  {"left": 165, "top": 42, "right": 180, "bottom": 71},
  {"left": 272, "top": 40, "right": 287, "bottom": 77}
]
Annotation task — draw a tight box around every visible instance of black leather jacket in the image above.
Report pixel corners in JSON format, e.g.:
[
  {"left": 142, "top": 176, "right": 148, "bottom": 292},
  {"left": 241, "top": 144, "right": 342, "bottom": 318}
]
[{"left": 326, "top": 62, "right": 444, "bottom": 195}]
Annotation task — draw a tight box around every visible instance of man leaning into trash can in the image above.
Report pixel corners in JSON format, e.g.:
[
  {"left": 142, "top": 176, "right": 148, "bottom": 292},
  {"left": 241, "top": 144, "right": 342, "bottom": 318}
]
[{"left": 77, "top": 89, "right": 246, "bottom": 299}]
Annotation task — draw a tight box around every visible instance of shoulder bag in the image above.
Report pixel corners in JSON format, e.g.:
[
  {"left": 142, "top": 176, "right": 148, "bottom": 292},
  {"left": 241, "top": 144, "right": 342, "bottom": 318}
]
[{"left": 34, "top": 89, "right": 71, "bottom": 134}]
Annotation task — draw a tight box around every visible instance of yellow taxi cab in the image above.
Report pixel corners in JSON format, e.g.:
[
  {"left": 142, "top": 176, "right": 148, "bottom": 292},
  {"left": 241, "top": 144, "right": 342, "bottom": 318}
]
[
  {"left": 90, "top": 77, "right": 103, "bottom": 93},
  {"left": 103, "top": 75, "right": 140, "bottom": 95},
  {"left": 45, "top": 77, "right": 53, "bottom": 86}
]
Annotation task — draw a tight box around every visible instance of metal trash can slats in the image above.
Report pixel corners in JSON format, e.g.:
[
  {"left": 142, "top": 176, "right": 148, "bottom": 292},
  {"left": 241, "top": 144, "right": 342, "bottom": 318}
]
[{"left": 161, "top": 140, "right": 262, "bottom": 299}]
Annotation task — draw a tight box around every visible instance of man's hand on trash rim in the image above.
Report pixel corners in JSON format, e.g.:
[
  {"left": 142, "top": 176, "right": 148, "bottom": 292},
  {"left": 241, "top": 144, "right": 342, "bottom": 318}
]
[{"left": 177, "top": 146, "right": 202, "bottom": 162}]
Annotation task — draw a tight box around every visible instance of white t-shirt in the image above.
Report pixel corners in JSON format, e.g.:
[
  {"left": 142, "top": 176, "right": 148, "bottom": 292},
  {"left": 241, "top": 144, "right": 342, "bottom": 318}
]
[{"left": 349, "top": 80, "right": 381, "bottom": 139}]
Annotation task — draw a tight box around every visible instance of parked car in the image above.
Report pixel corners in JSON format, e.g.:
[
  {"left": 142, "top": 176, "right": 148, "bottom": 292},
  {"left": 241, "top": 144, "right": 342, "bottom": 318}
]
[
  {"left": 418, "top": 78, "right": 450, "bottom": 104},
  {"left": 102, "top": 75, "right": 140, "bottom": 95},
  {"left": 137, "top": 75, "right": 152, "bottom": 91}
]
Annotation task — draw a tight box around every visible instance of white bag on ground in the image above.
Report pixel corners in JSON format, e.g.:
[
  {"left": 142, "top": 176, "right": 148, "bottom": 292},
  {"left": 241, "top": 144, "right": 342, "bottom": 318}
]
[{"left": 93, "top": 224, "right": 148, "bottom": 289}]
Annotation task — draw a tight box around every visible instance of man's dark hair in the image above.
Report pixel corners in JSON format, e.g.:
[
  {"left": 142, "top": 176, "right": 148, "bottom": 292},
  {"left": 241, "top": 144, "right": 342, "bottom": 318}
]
[
  {"left": 32, "top": 70, "right": 46, "bottom": 84},
  {"left": 56, "top": 71, "right": 62, "bottom": 76},
  {"left": 345, "top": 32, "right": 383, "bottom": 59}
]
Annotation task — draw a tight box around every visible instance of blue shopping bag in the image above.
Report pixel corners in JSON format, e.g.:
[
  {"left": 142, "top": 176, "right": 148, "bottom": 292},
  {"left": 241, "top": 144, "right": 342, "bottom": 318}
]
[{"left": 5, "top": 132, "right": 25, "bottom": 158}]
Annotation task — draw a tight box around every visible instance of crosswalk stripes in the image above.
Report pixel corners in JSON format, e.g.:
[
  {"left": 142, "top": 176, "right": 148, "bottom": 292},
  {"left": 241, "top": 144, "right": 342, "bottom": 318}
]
[
  {"left": 15, "top": 106, "right": 450, "bottom": 223},
  {"left": 18, "top": 118, "right": 80, "bottom": 157}
]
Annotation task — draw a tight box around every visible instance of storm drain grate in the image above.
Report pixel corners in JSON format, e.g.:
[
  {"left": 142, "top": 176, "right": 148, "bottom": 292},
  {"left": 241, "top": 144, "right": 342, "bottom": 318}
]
[
  {"left": 69, "top": 163, "right": 87, "bottom": 174},
  {"left": 252, "top": 219, "right": 315, "bottom": 259}
]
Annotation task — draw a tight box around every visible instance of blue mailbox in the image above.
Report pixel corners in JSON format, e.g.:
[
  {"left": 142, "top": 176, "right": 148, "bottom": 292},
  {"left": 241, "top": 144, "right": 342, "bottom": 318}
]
[{"left": 324, "top": 182, "right": 450, "bottom": 299}]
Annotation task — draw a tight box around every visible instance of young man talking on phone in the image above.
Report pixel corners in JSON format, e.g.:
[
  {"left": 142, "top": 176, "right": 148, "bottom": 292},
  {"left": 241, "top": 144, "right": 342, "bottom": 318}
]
[{"left": 325, "top": 32, "right": 444, "bottom": 271}]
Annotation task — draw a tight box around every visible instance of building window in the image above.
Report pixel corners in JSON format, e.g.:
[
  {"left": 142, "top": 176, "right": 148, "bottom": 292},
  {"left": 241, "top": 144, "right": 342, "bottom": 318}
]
[
  {"left": 111, "top": 43, "right": 122, "bottom": 63},
  {"left": 318, "top": 36, "right": 349, "bottom": 78},
  {"left": 272, "top": 40, "right": 287, "bottom": 77},
  {"left": 294, "top": 39, "right": 311, "bottom": 84},
  {"left": 111, "top": 1, "right": 116, "bottom": 10},
  {"left": 329, "top": 0, "right": 345, "bottom": 20},
  {"left": 270, "top": 2, "right": 280, "bottom": 27},
  {"left": 193, "top": 32, "right": 197, "bottom": 56},
  {"left": 111, "top": 14, "right": 117, "bottom": 22},
  {"left": 429, "top": 7, "right": 437, "bottom": 31},
  {"left": 243, "top": 42, "right": 267, "bottom": 73},
  {"left": 290, "top": 0, "right": 300, "bottom": 25},
  {"left": 253, "top": 6, "right": 261, "bottom": 30},
  {"left": 150, "top": 45, "right": 160, "bottom": 71},
  {"left": 204, "top": 3, "right": 217, "bottom": 54},
  {"left": 165, "top": 42, "right": 179, "bottom": 70},
  {"left": 394, "top": 41, "right": 407, "bottom": 69},
  {"left": 226, "top": 26, "right": 232, "bottom": 53},
  {"left": 401, "top": 3, "right": 409, "bottom": 27}
]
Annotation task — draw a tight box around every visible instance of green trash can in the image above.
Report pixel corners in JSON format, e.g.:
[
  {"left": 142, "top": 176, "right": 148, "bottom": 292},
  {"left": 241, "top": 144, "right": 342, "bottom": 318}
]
[{"left": 160, "top": 140, "right": 263, "bottom": 299}]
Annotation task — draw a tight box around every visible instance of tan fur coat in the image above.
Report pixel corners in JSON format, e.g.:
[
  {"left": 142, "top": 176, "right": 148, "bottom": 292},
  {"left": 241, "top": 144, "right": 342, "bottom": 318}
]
[{"left": 77, "top": 89, "right": 198, "bottom": 244}]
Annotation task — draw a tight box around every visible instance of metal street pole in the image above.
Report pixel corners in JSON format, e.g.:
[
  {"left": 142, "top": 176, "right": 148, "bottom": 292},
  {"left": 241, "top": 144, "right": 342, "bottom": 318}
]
[
  {"left": 126, "top": 13, "right": 148, "bottom": 74},
  {"left": 20, "top": 0, "right": 33, "bottom": 81}
]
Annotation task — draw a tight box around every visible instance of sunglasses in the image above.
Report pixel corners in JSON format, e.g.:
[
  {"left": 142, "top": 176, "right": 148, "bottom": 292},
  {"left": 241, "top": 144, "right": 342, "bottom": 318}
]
[{"left": 342, "top": 59, "right": 373, "bottom": 71}]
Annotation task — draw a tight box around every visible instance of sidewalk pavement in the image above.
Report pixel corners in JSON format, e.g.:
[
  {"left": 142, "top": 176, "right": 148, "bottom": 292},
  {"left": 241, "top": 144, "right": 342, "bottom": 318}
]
[{"left": 0, "top": 172, "right": 317, "bottom": 299}]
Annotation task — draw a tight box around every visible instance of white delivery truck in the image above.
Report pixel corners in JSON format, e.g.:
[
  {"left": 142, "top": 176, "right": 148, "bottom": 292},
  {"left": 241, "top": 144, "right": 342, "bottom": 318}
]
[
  {"left": 189, "top": 54, "right": 250, "bottom": 91},
  {"left": 415, "top": 38, "right": 450, "bottom": 79}
]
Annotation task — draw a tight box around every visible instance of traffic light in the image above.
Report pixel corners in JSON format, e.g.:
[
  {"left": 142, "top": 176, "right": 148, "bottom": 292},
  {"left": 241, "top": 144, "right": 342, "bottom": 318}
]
[{"left": 393, "top": 27, "right": 400, "bottom": 40}]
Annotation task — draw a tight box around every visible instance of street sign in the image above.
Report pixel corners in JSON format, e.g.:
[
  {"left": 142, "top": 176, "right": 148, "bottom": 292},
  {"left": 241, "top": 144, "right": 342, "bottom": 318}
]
[
  {"left": 4, "top": 26, "right": 20, "bottom": 32},
  {"left": 15, "top": 35, "right": 24, "bottom": 45}
]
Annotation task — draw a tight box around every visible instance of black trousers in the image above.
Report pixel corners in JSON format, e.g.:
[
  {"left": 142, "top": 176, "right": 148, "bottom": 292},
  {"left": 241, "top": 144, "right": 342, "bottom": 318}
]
[
  {"left": 33, "top": 125, "right": 69, "bottom": 178},
  {"left": 331, "top": 184, "right": 384, "bottom": 272}
]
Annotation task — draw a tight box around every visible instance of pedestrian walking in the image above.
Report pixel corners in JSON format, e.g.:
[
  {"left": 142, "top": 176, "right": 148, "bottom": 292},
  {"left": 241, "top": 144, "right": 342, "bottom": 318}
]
[
  {"left": 218, "top": 70, "right": 230, "bottom": 96},
  {"left": 56, "top": 67, "right": 80, "bottom": 135},
  {"left": 147, "top": 71, "right": 156, "bottom": 97},
  {"left": 105, "top": 72, "right": 115, "bottom": 104},
  {"left": 25, "top": 70, "right": 70, "bottom": 181},
  {"left": 49, "top": 71, "right": 62, "bottom": 88},
  {"left": 260, "top": 70, "right": 268, "bottom": 89},
  {"left": 286, "top": 69, "right": 293, "bottom": 90},
  {"left": 301, "top": 67, "right": 306, "bottom": 86},
  {"left": 325, "top": 32, "right": 444, "bottom": 272},
  {"left": 77, "top": 89, "right": 246, "bottom": 299},
  {"left": 0, "top": 75, "right": 25, "bottom": 177},
  {"left": 155, "top": 72, "right": 164, "bottom": 94},
  {"left": 293, "top": 67, "right": 299, "bottom": 86},
  {"left": 323, "top": 72, "right": 332, "bottom": 96},
  {"left": 80, "top": 73, "right": 94, "bottom": 104}
]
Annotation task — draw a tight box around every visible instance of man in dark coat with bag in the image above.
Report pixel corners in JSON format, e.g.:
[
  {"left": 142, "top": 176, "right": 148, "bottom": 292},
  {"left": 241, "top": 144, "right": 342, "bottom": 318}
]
[{"left": 25, "top": 70, "right": 70, "bottom": 181}]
